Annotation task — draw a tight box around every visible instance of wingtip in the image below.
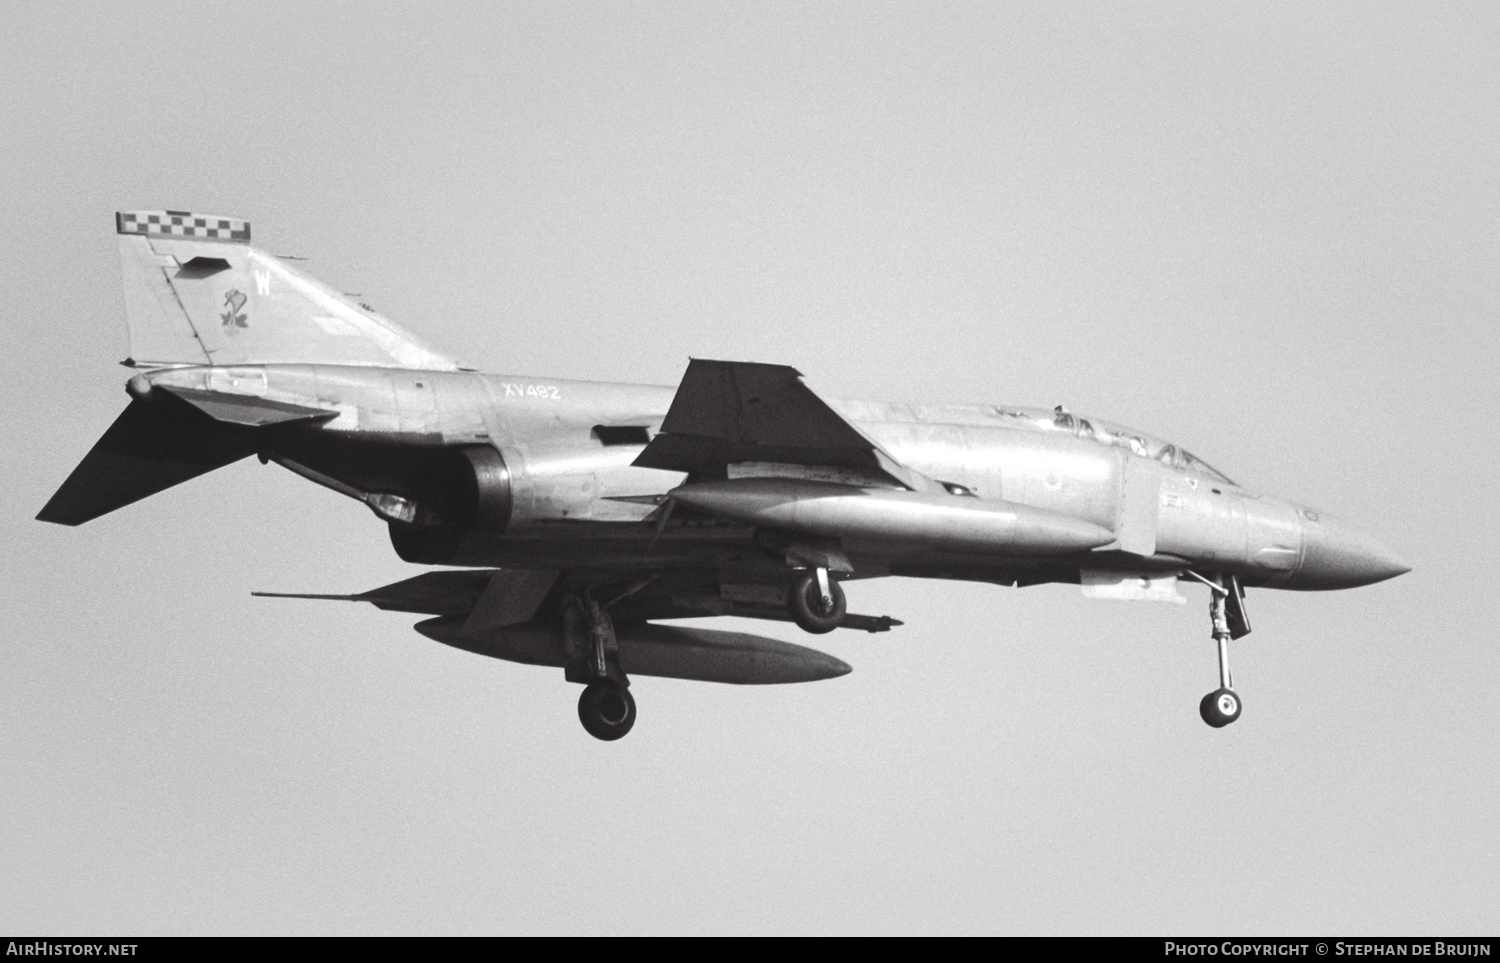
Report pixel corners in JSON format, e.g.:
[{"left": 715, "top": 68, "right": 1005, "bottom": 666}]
[{"left": 35, "top": 503, "right": 85, "bottom": 526}]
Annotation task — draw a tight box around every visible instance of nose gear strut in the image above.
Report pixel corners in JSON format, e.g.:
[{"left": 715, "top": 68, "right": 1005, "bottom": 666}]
[{"left": 1188, "top": 572, "right": 1248, "bottom": 728}]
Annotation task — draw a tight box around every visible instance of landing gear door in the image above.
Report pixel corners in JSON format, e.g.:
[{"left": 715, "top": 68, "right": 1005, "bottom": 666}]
[
  {"left": 1225, "top": 574, "right": 1251, "bottom": 639},
  {"left": 1115, "top": 456, "right": 1161, "bottom": 557}
]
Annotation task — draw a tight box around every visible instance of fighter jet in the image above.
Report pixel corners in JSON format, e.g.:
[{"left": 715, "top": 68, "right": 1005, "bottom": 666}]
[{"left": 37, "top": 211, "right": 1411, "bottom": 740}]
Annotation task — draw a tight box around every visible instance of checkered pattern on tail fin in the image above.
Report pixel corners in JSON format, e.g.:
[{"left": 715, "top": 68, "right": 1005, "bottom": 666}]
[{"left": 117, "top": 210, "right": 250, "bottom": 243}]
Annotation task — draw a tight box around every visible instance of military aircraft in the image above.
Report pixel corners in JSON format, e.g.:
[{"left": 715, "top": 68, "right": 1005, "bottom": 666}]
[{"left": 38, "top": 210, "right": 1411, "bottom": 740}]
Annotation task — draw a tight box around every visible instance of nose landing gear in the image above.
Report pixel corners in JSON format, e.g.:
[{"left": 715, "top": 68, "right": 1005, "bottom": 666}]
[
  {"left": 1200, "top": 688, "right": 1241, "bottom": 728},
  {"left": 1190, "top": 572, "right": 1250, "bottom": 729}
]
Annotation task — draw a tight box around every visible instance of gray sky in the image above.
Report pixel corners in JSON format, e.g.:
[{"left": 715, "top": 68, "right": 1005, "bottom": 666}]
[{"left": 2, "top": 0, "right": 1496, "bottom": 935}]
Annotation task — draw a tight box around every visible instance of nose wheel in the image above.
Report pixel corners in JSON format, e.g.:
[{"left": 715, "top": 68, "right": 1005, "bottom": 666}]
[
  {"left": 1192, "top": 572, "right": 1249, "bottom": 729},
  {"left": 1199, "top": 688, "right": 1241, "bottom": 728}
]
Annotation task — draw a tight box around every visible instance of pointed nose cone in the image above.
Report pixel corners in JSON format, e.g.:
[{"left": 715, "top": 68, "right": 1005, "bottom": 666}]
[{"left": 1291, "top": 511, "right": 1411, "bottom": 590}]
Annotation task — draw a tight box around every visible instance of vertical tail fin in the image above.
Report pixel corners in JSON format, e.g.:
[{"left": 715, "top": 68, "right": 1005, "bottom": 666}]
[{"left": 115, "top": 210, "right": 465, "bottom": 370}]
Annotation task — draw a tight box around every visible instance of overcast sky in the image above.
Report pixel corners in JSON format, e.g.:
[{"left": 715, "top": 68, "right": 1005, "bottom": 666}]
[{"left": 2, "top": 1, "right": 1496, "bottom": 935}]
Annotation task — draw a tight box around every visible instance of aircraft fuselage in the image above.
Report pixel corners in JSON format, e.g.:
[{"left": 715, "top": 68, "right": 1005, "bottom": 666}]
[{"left": 131, "top": 363, "right": 1403, "bottom": 593}]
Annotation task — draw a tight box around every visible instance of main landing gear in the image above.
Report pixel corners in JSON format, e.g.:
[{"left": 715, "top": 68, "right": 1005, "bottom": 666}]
[
  {"left": 562, "top": 591, "right": 636, "bottom": 741},
  {"left": 578, "top": 680, "right": 636, "bottom": 741},
  {"left": 1193, "top": 573, "right": 1250, "bottom": 729},
  {"left": 788, "top": 567, "right": 846, "bottom": 634}
]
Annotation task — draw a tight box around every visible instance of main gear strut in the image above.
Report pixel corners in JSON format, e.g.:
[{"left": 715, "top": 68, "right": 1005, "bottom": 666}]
[
  {"left": 788, "top": 566, "right": 846, "bottom": 634},
  {"left": 562, "top": 590, "right": 636, "bottom": 740}
]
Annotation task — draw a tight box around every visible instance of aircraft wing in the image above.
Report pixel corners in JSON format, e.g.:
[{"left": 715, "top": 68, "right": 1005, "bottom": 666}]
[
  {"left": 253, "top": 571, "right": 496, "bottom": 615},
  {"left": 256, "top": 568, "right": 563, "bottom": 638},
  {"left": 255, "top": 567, "right": 901, "bottom": 634},
  {"left": 633, "top": 359, "right": 942, "bottom": 493}
]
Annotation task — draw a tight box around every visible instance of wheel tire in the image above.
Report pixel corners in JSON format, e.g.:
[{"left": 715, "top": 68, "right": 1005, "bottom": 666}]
[
  {"left": 1199, "top": 688, "right": 1242, "bottom": 728},
  {"left": 578, "top": 682, "right": 636, "bottom": 741},
  {"left": 788, "top": 571, "right": 847, "bottom": 634}
]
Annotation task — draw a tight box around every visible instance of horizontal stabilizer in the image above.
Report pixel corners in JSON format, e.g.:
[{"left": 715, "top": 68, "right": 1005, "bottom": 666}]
[
  {"left": 37, "top": 401, "right": 256, "bottom": 526},
  {"left": 157, "top": 385, "right": 338, "bottom": 427}
]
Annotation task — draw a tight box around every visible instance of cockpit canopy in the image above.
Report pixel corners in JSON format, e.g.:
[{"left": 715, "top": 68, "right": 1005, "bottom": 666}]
[{"left": 1000, "top": 406, "right": 1236, "bottom": 485}]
